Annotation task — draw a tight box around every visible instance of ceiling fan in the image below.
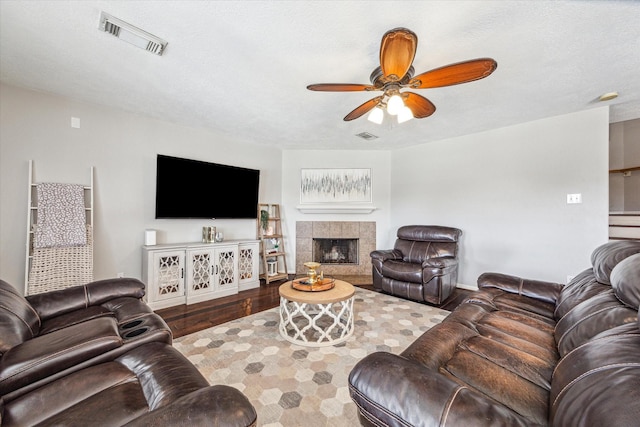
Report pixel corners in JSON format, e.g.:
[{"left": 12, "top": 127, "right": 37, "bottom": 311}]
[{"left": 307, "top": 27, "right": 497, "bottom": 123}]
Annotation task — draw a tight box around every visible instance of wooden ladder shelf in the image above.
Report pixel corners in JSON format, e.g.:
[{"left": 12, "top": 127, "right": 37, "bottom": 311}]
[{"left": 257, "top": 203, "right": 288, "bottom": 284}]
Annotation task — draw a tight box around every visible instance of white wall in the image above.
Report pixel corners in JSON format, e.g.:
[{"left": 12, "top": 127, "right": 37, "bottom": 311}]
[
  {"left": 0, "top": 83, "right": 282, "bottom": 294},
  {"left": 281, "top": 150, "right": 391, "bottom": 273},
  {"left": 389, "top": 108, "right": 610, "bottom": 287}
]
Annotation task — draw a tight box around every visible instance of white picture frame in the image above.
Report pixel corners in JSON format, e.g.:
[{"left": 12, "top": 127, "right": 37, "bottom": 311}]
[{"left": 300, "top": 168, "right": 372, "bottom": 204}]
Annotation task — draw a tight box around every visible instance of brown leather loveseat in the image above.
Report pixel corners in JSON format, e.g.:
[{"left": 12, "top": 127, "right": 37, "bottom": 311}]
[
  {"left": 0, "top": 277, "right": 257, "bottom": 426},
  {"left": 349, "top": 240, "right": 640, "bottom": 426}
]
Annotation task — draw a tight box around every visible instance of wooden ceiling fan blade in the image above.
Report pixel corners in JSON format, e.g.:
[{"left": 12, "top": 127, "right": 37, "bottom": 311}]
[
  {"left": 410, "top": 58, "right": 497, "bottom": 89},
  {"left": 343, "top": 96, "right": 383, "bottom": 121},
  {"left": 307, "top": 83, "right": 374, "bottom": 92},
  {"left": 379, "top": 28, "right": 417, "bottom": 81},
  {"left": 403, "top": 92, "right": 436, "bottom": 119}
]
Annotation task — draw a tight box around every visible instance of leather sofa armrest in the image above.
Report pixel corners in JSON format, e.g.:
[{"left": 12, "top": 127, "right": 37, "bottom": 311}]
[
  {"left": 478, "top": 272, "right": 563, "bottom": 304},
  {"left": 0, "top": 317, "right": 121, "bottom": 396},
  {"left": 422, "top": 256, "right": 458, "bottom": 269},
  {"left": 370, "top": 249, "right": 402, "bottom": 262},
  {"left": 349, "top": 352, "right": 529, "bottom": 426},
  {"left": 123, "top": 385, "right": 257, "bottom": 427},
  {"left": 26, "top": 278, "right": 146, "bottom": 320}
]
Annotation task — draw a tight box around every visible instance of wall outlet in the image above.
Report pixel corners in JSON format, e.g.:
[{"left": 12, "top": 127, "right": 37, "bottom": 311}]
[{"left": 117, "top": 272, "right": 125, "bottom": 278}]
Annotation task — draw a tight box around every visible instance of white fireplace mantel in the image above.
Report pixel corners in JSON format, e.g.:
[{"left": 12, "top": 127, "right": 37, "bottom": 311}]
[{"left": 296, "top": 205, "right": 377, "bottom": 214}]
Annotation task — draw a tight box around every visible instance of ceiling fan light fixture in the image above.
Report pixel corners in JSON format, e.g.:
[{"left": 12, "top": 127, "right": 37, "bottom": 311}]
[
  {"left": 397, "top": 106, "right": 414, "bottom": 123},
  {"left": 367, "top": 107, "right": 384, "bottom": 124},
  {"left": 387, "top": 94, "right": 404, "bottom": 115}
]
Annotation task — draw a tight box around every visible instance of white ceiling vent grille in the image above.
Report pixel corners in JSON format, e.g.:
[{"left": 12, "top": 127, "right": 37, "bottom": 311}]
[
  {"left": 99, "top": 12, "right": 167, "bottom": 56},
  {"left": 355, "top": 132, "right": 379, "bottom": 140}
]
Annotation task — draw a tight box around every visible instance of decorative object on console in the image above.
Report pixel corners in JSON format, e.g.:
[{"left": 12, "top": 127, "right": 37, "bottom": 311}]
[
  {"left": 144, "top": 229, "right": 156, "bottom": 245},
  {"left": 215, "top": 230, "right": 224, "bottom": 242},
  {"left": 202, "top": 226, "right": 216, "bottom": 243},
  {"left": 307, "top": 27, "right": 497, "bottom": 125},
  {"left": 300, "top": 168, "right": 372, "bottom": 204}
]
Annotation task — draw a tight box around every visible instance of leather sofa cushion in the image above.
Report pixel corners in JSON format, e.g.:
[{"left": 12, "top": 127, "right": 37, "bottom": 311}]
[
  {"left": 554, "top": 269, "right": 610, "bottom": 320},
  {"left": 38, "top": 305, "right": 112, "bottom": 335},
  {"left": 554, "top": 289, "right": 638, "bottom": 357},
  {"left": 3, "top": 362, "right": 148, "bottom": 426},
  {"left": 395, "top": 239, "right": 458, "bottom": 263},
  {"left": 26, "top": 278, "right": 145, "bottom": 320},
  {"left": 611, "top": 253, "right": 640, "bottom": 309},
  {"left": 397, "top": 225, "right": 461, "bottom": 243},
  {"left": 590, "top": 240, "right": 640, "bottom": 285},
  {"left": 0, "top": 317, "right": 121, "bottom": 395},
  {"left": 550, "top": 323, "right": 640, "bottom": 426},
  {"left": 380, "top": 260, "right": 422, "bottom": 283}
]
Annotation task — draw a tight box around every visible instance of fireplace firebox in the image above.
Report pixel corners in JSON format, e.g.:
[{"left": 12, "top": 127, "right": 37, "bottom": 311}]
[{"left": 313, "top": 238, "right": 358, "bottom": 265}]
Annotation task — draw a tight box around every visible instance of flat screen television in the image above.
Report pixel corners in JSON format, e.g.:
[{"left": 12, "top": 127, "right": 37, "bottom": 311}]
[{"left": 155, "top": 154, "right": 260, "bottom": 219}]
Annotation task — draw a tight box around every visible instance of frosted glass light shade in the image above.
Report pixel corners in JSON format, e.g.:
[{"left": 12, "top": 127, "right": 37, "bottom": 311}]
[
  {"left": 397, "top": 106, "right": 414, "bottom": 123},
  {"left": 367, "top": 107, "right": 384, "bottom": 124},
  {"left": 387, "top": 94, "right": 404, "bottom": 115}
]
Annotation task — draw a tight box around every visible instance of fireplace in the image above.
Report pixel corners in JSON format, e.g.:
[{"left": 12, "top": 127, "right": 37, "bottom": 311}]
[
  {"left": 313, "top": 238, "right": 359, "bottom": 264},
  {"left": 296, "top": 221, "right": 375, "bottom": 276}
]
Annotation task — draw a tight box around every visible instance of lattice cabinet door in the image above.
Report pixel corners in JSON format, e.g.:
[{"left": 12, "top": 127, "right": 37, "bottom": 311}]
[
  {"left": 186, "top": 249, "right": 215, "bottom": 303},
  {"left": 214, "top": 245, "right": 238, "bottom": 293},
  {"left": 151, "top": 251, "right": 185, "bottom": 303},
  {"left": 238, "top": 241, "right": 260, "bottom": 290}
]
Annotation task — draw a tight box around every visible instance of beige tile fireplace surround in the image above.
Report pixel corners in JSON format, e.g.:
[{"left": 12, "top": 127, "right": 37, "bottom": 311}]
[{"left": 296, "top": 221, "right": 375, "bottom": 276}]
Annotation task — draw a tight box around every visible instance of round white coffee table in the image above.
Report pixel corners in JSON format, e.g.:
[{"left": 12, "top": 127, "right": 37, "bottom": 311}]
[{"left": 279, "top": 279, "right": 355, "bottom": 347}]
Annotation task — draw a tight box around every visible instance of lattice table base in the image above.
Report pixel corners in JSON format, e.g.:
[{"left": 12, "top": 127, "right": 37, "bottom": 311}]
[{"left": 278, "top": 280, "right": 355, "bottom": 347}]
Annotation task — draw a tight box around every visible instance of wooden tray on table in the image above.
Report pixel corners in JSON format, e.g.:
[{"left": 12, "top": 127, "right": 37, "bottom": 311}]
[{"left": 291, "top": 276, "right": 336, "bottom": 292}]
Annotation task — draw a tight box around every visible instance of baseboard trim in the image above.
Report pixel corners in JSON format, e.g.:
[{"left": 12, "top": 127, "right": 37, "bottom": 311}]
[{"left": 456, "top": 283, "right": 478, "bottom": 291}]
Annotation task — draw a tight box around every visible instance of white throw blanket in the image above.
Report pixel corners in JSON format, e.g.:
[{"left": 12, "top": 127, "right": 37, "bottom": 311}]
[{"left": 34, "top": 182, "right": 87, "bottom": 248}]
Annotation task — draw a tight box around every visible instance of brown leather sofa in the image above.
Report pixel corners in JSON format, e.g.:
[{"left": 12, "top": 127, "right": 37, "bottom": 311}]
[
  {"left": 371, "top": 225, "right": 462, "bottom": 305},
  {"left": 0, "top": 278, "right": 257, "bottom": 426},
  {"left": 350, "top": 240, "right": 640, "bottom": 426}
]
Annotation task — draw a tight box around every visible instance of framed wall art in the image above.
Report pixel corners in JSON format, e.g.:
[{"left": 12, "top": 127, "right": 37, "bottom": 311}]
[{"left": 300, "top": 168, "right": 372, "bottom": 204}]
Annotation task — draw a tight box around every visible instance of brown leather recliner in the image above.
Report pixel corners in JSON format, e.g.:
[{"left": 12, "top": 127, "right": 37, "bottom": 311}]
[
  {"left": 0, "top": 278, "right": 258, "bottom": 426},
  {"left": 370, "top": 225, "right": 462, "bottom": 305},
  {"left": 0, "top": 278, "right": 173, "bottom": 401}
]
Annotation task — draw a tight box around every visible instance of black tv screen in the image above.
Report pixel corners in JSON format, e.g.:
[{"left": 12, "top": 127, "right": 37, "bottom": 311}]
[{"left": 155, "top": 154, "right": 260, "bottom": 219}]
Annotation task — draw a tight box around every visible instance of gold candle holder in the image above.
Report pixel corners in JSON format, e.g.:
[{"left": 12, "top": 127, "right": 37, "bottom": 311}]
[{"left": 303, "top": 262, "right": 322, "bottom": 286}]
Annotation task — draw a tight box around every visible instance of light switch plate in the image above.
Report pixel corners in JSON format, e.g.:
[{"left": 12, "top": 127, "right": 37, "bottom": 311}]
[{"left": 567, "top": 193, "right": 582, "bottom": 204}]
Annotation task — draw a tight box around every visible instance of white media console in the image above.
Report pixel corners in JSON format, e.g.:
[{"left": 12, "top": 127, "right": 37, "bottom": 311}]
[{"left": 142, "top": 240, "right": 260, "bottom": 310}]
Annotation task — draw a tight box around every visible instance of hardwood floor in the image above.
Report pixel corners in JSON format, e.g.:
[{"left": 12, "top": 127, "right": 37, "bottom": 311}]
[{"left": 155, "top": 276, "right": 472, "bottom": 338}]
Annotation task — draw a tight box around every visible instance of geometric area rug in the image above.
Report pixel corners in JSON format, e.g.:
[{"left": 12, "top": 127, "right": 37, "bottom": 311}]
[{"left": 174, "top": 288, "right": 450, "bottom": 426}]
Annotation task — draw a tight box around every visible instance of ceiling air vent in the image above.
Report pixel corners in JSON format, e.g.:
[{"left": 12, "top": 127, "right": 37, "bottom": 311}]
[
  {"left": 355, "top": 132, "right": 379, "bottom": 140},
  {"left": 98, "top": 12, "right": 167, "bottom": 56}
]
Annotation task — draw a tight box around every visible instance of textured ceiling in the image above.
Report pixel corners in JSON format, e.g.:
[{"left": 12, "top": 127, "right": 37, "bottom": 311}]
[{"left": 1, "top": 1, "right": 639, "bottom": 150}]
